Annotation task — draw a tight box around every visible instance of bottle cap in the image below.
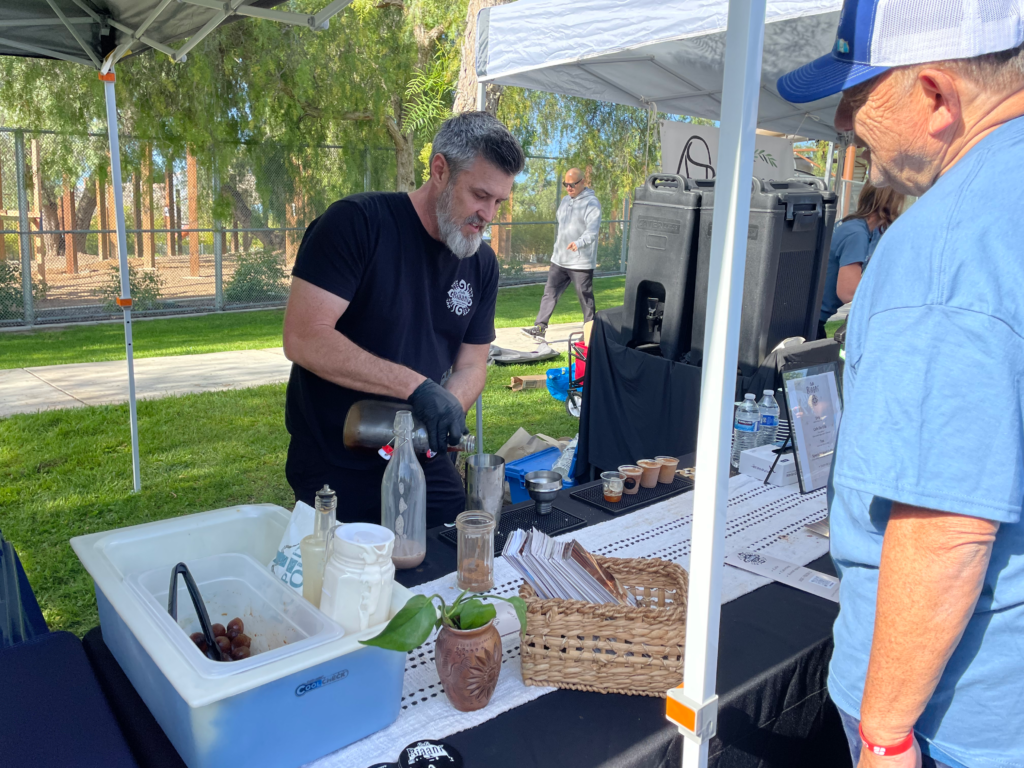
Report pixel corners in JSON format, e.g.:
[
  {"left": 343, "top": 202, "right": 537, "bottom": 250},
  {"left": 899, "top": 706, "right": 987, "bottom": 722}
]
[
  {"left": 315, "top": 484, "right": 337, "bottom": 512},
  {"left": 744, "top": 393, "right": 756, "bottom": 400},
  {"left": 764, "top": 390, "right": 774, "bottom": 395}
]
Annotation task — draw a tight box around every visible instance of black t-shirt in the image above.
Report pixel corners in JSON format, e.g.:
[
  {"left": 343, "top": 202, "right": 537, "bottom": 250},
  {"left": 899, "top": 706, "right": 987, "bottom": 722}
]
[{"left": 285, "top": 192, "right": 498, "bottom": 469}]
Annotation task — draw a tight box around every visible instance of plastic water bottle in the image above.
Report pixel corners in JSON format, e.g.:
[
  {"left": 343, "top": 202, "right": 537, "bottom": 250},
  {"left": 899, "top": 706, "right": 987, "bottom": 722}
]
[
  {"left": 731, "top": 394, "right": 760, "bottom": 469},
  {"left": 757, "top": 390, "right": 780, "bottom": 447}
]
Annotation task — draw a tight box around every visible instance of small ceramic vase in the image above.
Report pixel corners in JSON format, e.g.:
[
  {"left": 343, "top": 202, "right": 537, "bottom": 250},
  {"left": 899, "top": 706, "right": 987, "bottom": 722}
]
[{"left": 434, "top": 619, "right": 502, "bottom": 712}]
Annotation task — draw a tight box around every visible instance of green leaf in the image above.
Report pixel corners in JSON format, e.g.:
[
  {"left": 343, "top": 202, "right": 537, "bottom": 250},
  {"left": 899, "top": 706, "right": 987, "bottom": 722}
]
[
  {"left": 359, "top": 594, "right": 438, "bottom": 652},
  {"left": 457, "top": 599, "right": 496, "bottom": 631}
]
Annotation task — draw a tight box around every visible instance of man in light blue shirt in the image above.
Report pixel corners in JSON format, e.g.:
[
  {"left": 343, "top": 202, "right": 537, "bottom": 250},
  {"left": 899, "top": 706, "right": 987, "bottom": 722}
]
[{"left": 779, "top": 1, "right": 1024, "bottom": 766}]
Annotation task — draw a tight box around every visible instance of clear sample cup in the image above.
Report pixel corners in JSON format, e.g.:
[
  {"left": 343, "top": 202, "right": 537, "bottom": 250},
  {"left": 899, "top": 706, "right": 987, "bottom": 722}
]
[
  {"left": 618, "top": 465, "right": 642, "bottom": 495},
  {"left": 456, "top": 511, "right": 496, "bottom": 593},
  {"left": 637, "top": 459, "right": 661, "bottom": 488},
  {"left": 600, "top": 471, "right": 625, "bottom": 503},
  {"left": 655, "top": 456, "right": 680, "bottom": 483}
]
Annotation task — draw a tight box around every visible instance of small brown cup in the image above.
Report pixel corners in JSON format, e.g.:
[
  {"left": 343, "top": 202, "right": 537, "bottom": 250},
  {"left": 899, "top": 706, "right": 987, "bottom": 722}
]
[
  {"left": 618, "top": 465, "right": 642, "bottom": 495},
  {"left": 637, "top": 459, "right": 660, "bottom": 488},
  {"left": 655, "top": 456, "right": 680, "bottom": 483}
]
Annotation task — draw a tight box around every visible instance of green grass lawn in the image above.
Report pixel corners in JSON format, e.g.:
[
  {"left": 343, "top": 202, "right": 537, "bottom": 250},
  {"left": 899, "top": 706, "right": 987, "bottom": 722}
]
[
  {"left": 0, "top": 353, "right": 577, "bottom": 636},
  {"left": 0, "top": 276, "right": 626, "bottom": 370}
]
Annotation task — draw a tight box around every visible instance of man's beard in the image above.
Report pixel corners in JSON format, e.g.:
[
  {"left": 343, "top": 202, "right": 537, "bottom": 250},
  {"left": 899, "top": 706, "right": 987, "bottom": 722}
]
[{"left": 436, "top": 180, "right": 486, "bottom": 259}]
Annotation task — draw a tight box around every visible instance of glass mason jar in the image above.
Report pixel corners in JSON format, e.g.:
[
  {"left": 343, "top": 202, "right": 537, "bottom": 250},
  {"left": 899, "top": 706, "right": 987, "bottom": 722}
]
[{"left": 456, "top": 511, "right": 496, "bottom": 592}]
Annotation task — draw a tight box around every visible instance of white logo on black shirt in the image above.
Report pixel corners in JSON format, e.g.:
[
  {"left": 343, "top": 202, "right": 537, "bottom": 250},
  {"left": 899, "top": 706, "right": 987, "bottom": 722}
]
[{"left": 446, "top": 279, "right": 473, "bottom": 316}]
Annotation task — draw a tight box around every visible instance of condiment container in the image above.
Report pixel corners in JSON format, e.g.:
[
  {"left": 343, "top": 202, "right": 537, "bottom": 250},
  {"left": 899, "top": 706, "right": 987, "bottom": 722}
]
[{"left": 320, "top": 523, "right": 396, "bottom": 635}]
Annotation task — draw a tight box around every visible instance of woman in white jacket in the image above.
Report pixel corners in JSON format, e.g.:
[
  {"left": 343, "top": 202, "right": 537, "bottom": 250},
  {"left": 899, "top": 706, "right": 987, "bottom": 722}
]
[{"left": 522, "top": 168, "right": 602, "bottom": 340}]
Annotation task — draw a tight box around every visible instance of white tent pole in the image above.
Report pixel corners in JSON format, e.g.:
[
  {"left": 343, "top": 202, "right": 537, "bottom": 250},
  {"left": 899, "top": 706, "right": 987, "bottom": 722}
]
[
  {"left": 474, "top": 82, "right": 486, "bottom": 455},
  {"left": 101, "top": 70, "right": 142, "bottom": 493},
  {"left": 678, "top": 0, "right": 766, "bottom": 764},
  {"left": 823, "top": 141, "right": 835, "bottom": 189}
]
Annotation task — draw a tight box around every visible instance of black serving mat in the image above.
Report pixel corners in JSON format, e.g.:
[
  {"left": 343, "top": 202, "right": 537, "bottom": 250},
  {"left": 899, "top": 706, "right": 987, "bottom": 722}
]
[
  {"left": 439, "top": 504, "right": 586, "bottom": 555},
  {"left": 571, "top": 475, "right": 695, "bottom": 515}
]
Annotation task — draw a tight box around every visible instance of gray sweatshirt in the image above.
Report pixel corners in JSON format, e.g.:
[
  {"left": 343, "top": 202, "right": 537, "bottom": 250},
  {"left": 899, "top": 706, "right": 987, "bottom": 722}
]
[{"left": 551, "top": 187, "right": 602, "bottom": 270}]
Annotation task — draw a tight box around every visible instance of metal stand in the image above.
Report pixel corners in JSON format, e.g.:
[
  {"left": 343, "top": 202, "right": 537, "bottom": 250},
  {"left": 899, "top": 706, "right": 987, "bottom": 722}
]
[{"left": 762, "top": 433, "right": 793, "bottom": 486}]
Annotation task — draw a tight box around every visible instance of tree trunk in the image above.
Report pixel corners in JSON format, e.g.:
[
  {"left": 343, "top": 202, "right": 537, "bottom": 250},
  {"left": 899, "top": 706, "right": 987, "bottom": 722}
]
[
  {"left": 221, "top": 178, "right": 284, "bottom": 254},
  {"left": 453, "top": 0, "right": 514, "bottom": 115},
  {"left": 73, "top": 175, "right": 97, "bottom": 260},
  {"left": 385, "top": 107, "right": 417, "bottom": 193}
]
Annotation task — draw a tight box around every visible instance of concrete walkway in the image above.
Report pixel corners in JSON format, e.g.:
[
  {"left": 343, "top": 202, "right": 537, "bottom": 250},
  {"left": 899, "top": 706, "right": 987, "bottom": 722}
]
[{"left": 0, "top": 321, "right": 583, "bottom": 419}]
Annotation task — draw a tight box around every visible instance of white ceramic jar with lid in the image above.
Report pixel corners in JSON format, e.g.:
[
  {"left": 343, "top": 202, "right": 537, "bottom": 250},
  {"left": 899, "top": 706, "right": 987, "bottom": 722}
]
[{"left": 319, "top": 523, "right": 395, "bottom": 634}]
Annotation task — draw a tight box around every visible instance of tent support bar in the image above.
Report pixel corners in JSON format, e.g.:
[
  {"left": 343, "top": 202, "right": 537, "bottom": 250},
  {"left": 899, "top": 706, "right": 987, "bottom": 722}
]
[
  {"left": 235, "top": 6, "right": 321, "bottom": 30},
  {"left": 824, "top": 141, "right": 835, "bottom": 187},
  {"left": 68, "top": 0, "right": 103, "bottom": 24},
  {"left": 680, "top": 0, "right": 767, "bottom": 766},
  {"left": 577, "top": 63, "right": 647, "bottom": 107},
  {"left": 102, "top": 72, "right": 142, "bottom": 494},
  {"left": 173, "top": 10, "right": 228, "bottom": 62},
  {"left": 45, "top": 0, "right": 101, "bottom": 67},
  {"left": 6, "top": 17, "right": 93, "bottom": 27},
  {"left": 0, "top": 36, "right": 93, "bottom": 67},
  {"left": 475, "top": 81, "right": 486, "bottom": 455},
  {"left": 106, "top": 19, "right": 179, "bottom": 58},
  {"left": 314, "top": 0, "right": 355, "bottom": 29}
]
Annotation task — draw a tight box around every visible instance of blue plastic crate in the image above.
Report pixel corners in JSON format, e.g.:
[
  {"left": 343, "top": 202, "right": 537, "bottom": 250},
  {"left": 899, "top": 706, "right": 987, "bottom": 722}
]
[{"left": 505, "top": 447, "right": 576, "bottom": 504}]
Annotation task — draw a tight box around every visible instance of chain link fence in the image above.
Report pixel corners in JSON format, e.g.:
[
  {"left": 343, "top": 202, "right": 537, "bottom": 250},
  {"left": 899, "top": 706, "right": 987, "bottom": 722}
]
[{"left": 0, "top": 129, "right": 631, "bottom": 327}]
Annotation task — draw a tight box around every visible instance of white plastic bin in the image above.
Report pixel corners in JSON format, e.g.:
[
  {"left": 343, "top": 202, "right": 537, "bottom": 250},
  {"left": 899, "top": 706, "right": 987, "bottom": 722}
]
[
  {"left": 126, "top": 552, "right": 344, "bottom": 677},
  {"left": 71, "top": 504, "right": 408, "bottom": 768}
]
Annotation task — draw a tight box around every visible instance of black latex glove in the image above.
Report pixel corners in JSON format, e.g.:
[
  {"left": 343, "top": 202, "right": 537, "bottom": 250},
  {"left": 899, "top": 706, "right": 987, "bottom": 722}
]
[{"left": 408, "top": 379, "right": 467, "bottom": 454}]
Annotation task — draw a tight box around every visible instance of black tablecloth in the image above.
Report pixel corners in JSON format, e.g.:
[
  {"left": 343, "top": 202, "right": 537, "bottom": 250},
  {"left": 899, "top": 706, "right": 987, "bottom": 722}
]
[
  {"left": 576, "top": 307, "right": 704, "bottom": 480},
  {"left": 82, "top": 471, "right": 850, "bottom": 768}
]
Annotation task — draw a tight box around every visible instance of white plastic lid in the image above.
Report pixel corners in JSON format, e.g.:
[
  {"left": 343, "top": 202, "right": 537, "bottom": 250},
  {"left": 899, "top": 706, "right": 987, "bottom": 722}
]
[
  {"left": 764, "top": 390, "right": 774, "bottom": 395},
  {"left": 744, "top": 393, "right": 756, "bottom": 400}
]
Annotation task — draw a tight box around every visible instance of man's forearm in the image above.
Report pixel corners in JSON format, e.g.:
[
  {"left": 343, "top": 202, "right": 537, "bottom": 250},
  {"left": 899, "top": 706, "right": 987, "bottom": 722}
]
[
  {"left": 286, "top": 326, "right": 426, "bottom": 400},
  {"left": 859, "top": 504, "right": 997, "bottom": 745},
  {"left": 444, "top": 365, "right": 486, "bottom": 412}
]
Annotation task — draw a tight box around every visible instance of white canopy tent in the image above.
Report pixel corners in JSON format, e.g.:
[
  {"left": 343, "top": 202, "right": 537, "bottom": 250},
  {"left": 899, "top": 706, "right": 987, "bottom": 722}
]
[
  {"left": 478, "top": 2, "right": 843, "bottom": 766},
  {"left": 1, "top": 0, "right": 355, "bottom": 492}
]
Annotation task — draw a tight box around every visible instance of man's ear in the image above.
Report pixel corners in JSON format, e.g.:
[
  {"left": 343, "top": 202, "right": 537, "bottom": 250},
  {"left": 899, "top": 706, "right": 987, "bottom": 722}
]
[
  {"left": 917, "top": 68, "right": 962, "bottom": 138},
  {"left": 430, "top": 153, "right": 449, "bottom": 186}
]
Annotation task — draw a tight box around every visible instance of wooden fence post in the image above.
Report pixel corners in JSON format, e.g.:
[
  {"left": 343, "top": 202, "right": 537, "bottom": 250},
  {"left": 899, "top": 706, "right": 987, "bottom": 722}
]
[
  {"left": 165, "top": 157, "right": 177, "bottom": 258},
  {"left": 62, "top": 178, "right": 77, "bottom": 274},
  {"left": 30, "top": 140, "right": 42, "bottom": 271},
  {"left": 187, "top": 150, "right": 199, "bottom": 276},
  {"left": 141, "top": 145, "right": 155, "bottom": 268},
  {"left": 97, "top": 175, "right": 110, "bottom": 261}
]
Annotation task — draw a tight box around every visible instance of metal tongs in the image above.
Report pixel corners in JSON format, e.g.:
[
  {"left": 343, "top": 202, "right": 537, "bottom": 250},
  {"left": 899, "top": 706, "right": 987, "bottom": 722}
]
[{"left": 167, "top": 562, "right": 222, "bottom": 661}]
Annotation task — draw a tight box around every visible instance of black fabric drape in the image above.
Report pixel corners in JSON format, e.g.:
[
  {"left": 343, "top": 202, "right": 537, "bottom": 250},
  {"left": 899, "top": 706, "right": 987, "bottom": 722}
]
[{"left": 577, "top": 307, "right": 703, "bottom": 479}]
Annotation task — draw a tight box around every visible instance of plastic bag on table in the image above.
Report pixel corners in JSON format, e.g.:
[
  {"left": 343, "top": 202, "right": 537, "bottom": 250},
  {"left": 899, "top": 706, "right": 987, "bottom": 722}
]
[{"left": 268, "top": 500, "right": 315, "bottom": 594}]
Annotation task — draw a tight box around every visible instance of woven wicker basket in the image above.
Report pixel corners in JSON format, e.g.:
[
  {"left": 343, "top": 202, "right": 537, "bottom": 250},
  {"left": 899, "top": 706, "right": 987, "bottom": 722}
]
[{"left": 518, "top": 555, "right": 688, "bottom": 697}]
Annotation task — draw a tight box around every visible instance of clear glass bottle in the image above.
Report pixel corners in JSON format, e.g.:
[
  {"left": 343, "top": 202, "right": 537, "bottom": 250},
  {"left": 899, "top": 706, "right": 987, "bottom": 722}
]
[
  {"left": 381, "top": 411, "right": 427, "bottom": 570},
  {"left": 344, "top": 399, "right": 474, "bottom": 456},
  {"left": 456, "top": 511, "right": 495, "bottom": 592},
  {"left": 300, "top": 485, "right": 336, "bottom": 608}
]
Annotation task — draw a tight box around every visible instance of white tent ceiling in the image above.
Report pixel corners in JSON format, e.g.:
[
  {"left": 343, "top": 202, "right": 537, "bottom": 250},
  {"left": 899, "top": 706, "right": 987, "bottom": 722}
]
[{"left": 477, "top": 0, "right": 844, "bottom": 141}]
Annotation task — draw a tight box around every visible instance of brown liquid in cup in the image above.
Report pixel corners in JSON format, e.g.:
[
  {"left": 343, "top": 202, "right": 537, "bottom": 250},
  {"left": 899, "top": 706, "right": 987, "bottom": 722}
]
[
  {"left": 603, "top": 491, "right": 622, "bottom": 502},
  {"left": 655, "top": 456, "right": 680, "bottom": 483},
  {"left": 637, "top": 460, "right": 660, "bottom": 488},
  {"left": 618, "top": 465, "right": 642, "bottom": 495}
]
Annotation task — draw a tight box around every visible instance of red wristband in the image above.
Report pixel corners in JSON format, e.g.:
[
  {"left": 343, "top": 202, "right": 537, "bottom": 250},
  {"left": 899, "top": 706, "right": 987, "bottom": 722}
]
[{"left": 859, "top": 724, "right": 915, "bottom": 757}]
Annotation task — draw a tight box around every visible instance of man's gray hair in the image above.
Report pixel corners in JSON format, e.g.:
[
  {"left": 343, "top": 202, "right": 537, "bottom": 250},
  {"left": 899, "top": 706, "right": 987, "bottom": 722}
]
[
  {"left": 431, "top": 111, "right": 526, "bottom": 181},
  {"left": 899, "top": 42, "right": 1024, "bottom": 93}
]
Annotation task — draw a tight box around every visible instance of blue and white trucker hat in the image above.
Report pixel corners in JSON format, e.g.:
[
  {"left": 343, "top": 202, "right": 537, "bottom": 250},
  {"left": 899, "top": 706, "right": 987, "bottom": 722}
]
[{"left": 778, "top": 0, "right": 1024, "bottom": 104}]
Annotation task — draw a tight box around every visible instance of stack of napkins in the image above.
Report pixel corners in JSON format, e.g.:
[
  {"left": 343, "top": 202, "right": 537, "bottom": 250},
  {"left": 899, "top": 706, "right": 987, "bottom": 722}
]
[{"left": 502, "top": 529, "right": 636, "bottom": 606}]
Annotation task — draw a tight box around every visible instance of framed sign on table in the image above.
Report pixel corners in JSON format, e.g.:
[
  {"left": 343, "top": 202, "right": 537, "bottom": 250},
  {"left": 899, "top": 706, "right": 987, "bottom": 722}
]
[{"left": 782, "top": 361, "right": 843, "bottom": 494}]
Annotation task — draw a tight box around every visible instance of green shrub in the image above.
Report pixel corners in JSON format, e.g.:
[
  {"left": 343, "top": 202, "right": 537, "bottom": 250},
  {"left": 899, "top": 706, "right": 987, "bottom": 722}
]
[
  {"left": 94, "top": 262, "right": 164, "bottom": 313},
  {"left": 0, "top": 259, "right": 48, "bottom": 321},
  {"left": 224, "top": 250, "right": 288, "bottom": 304}
]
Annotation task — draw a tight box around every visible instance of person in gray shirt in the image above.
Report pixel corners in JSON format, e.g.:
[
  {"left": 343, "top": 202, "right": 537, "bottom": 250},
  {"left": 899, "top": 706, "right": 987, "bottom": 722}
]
[{"left": 521, "top": 168, "right": 602, "bottom": 340}]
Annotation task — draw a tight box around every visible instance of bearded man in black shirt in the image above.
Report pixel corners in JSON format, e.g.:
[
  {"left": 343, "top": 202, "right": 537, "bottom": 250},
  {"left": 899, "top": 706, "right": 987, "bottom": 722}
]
[{"left": 282, "top": 112, "right": 524, "bottom": 527}]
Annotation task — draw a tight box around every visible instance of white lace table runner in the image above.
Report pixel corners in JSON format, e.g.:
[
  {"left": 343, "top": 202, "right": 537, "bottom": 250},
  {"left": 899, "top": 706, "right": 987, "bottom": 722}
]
[{"left": 307, "top": 475, "right": 828, "bottom": 768}]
